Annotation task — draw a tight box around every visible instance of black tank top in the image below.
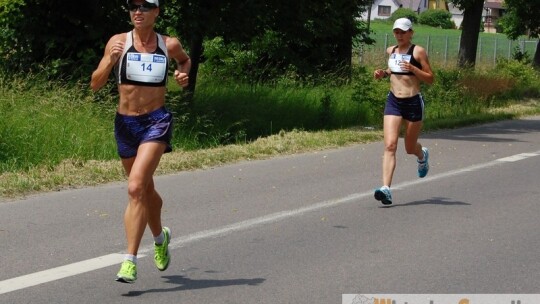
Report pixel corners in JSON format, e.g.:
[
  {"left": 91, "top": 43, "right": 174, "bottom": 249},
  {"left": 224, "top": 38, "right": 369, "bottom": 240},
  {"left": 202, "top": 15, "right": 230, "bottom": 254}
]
[
  {"left": 390, "top": 44, "right": 422, "bottom": 76},
  {"left": 115, "top": 31, "right": 169, "bottom": 87}
]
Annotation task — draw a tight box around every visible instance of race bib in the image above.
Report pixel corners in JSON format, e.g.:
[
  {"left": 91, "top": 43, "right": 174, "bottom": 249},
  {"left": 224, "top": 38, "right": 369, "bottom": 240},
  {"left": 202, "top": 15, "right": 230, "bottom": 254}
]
[
  {"left": 125, "top": 52, "right": 167, "bottom": 83},
  {"left": 388, "top": 53, "right": 411, "bottom": 73}
]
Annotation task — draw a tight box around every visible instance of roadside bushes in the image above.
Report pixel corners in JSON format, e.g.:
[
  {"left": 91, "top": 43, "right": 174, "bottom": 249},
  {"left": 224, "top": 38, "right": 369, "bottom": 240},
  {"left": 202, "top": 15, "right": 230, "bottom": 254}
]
[
  {"left": 423, "top": 59, "right": 539, "bottom": 122},
  {"left": 201, "top": 32, "right": 288, "bottom": 84},
  {"left": 494, "top": 58, "right": 540, "bottom": 98},
  {"left": 350, "top": 67, "right": 388, "bottom": 126},
  {"left": 390, "top": 8, "right": 454, "bottom": 29},
  {"left": 389, "top": 8, "right": 418, "bottom": 23},
  {"left": 418, "top": 9, "right": 455, "bottom": 29}
]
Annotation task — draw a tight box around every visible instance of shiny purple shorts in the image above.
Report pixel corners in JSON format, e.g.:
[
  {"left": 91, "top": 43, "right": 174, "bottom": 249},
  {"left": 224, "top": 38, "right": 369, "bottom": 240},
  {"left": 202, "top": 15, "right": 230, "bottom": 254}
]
[{"left": 114, "top": 107, "right": 173, "bottom": 158}]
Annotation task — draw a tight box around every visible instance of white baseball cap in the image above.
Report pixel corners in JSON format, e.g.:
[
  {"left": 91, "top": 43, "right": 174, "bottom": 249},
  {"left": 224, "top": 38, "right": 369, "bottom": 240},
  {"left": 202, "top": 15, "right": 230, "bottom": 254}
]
[
  {"left": 393, "top": 18, "right": 413, "bottom": 31},
  {"left": 126, "top": 0, "right": 159, "bottom": 7}
]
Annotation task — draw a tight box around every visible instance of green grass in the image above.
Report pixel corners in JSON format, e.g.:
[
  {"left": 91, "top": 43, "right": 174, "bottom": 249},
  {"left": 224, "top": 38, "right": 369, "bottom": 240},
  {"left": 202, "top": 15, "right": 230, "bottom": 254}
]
[
  {"left": 188, "top": 81, "right": 368, "bottom": 139},
  {"left": 1, "top": 59, "right": 539, "bottom": 199},
  {"left": 0, "top": 78, "right": 117, "bottom": 173}
]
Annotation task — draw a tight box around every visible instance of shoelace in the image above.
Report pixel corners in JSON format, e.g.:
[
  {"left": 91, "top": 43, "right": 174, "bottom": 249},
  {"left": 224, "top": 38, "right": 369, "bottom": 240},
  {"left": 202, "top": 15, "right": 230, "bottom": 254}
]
[
  {"left": 155, "top": 242, "right": 167, "bottom": 257},
  {"left": 121, "top": 262, "right": 135, "bottom": 273}
]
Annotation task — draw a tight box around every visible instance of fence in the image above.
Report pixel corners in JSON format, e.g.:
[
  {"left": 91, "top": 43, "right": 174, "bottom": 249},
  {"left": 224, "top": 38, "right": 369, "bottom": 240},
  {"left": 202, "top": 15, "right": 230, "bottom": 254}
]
[{"left": 356, "top": 33, "right": 539, "bottom": 68}]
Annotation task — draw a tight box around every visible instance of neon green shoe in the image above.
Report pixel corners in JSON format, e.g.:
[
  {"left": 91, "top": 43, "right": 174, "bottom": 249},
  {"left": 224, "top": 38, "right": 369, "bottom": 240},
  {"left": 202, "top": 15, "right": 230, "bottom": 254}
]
[
  {"left": 154, "top": 227, "right": 171, "bottom": 271},
  {"left": 116, "top": 260, "right": 137, "bottom": 283}
]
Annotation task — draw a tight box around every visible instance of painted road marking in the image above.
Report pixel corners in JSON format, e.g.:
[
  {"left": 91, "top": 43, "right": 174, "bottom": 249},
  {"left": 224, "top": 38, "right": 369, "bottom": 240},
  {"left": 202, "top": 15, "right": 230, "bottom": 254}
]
[
  {"left": 1, "top": 150, "right": 539, "bottom": 295},
  {"left": 0, "top": 254, "right": 125, "bottom": 294},
  {"left": 498, "top": 152, "right": 539, "bottom": 162}
]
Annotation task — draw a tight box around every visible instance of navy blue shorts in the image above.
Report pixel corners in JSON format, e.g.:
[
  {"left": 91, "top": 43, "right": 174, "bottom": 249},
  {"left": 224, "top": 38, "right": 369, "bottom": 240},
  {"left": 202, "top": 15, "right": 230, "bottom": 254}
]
[
  {"left": 114, "top": 107, "right": 173, "bottom": 159},
  {"left": 384, "top": 91, "right": 425, "bottom": 122}
]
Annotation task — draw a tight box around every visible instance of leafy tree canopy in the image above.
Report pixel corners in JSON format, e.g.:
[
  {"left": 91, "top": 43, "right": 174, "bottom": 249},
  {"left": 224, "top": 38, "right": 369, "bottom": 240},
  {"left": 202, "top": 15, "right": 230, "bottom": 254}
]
[
  {"left": 1, "top": 0, "right": 371, "bottom": 83},
  {"left": 499, "top": 0, "right": 540, "bottom": 39}
]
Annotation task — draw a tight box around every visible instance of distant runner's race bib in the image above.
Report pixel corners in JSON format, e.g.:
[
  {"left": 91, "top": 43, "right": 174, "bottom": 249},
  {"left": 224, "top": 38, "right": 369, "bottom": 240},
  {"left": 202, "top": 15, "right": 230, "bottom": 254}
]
[
  {"left": 126, "top": 52, "right": 167, "bottom": 83},
  {"left": 388, "top": 53, "right": 412, "bottom": 73}
]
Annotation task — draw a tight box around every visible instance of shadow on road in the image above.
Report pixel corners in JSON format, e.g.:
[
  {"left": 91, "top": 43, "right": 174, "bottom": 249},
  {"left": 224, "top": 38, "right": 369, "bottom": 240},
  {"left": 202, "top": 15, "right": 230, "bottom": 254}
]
[
  {"left": 424, "top": 118, "right": 540, "bottom": 143},
  {"left": 122, "top": 274, "right": 265, "bottom": 297},
  {"left": 380, "top": 197, "right": 470, "bottom": 208}
]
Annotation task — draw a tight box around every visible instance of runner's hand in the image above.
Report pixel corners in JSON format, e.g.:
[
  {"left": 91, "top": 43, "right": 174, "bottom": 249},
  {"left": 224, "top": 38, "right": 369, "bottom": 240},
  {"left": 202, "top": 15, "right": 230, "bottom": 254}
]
[{"left": 174, "top": 70, "right": 189, "bottom": 88}]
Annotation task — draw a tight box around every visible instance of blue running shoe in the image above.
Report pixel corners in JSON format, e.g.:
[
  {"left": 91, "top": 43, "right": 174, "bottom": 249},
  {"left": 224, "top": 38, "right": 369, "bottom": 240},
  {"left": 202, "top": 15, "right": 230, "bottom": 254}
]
[
  {"left": 374, "top": 187, "right": 393, "bottom": 205},
  {"left": 417, "top": 147, "right": 429, "bottom": 178}
]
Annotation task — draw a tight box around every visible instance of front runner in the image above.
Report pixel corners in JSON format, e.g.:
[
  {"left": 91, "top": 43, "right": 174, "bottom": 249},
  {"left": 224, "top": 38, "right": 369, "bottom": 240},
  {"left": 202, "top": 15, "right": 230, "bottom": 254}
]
[{"left": 90, "top": 0, "right": 191, "bottom": 282}]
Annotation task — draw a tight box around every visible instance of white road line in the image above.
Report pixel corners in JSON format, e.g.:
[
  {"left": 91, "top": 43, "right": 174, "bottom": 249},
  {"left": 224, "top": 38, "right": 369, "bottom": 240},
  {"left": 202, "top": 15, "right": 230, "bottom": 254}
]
[
  {"left": 1, "top": 150, "right": 539, "bottom": 295},
  {"left": 498, "top": 152, "right": 540, "bottom": 162},
  {"left": 394, "top": 150, "right": 539, "bottom": 190},
  {"left": 0, "top": 254, "right": 122, "bottom": 295}
]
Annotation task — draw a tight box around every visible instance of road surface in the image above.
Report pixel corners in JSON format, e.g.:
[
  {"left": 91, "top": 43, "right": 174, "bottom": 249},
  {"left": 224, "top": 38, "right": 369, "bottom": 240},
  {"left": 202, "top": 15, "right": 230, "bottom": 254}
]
[{"left": 1, "top": 117, "right": 539, "bottom": 303}]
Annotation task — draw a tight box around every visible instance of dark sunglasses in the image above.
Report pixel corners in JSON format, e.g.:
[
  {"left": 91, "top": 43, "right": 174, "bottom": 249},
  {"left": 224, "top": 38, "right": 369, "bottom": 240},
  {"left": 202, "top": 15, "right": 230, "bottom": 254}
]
[{"left": 127, "top": 3, "right": 157, "bottom": 12}]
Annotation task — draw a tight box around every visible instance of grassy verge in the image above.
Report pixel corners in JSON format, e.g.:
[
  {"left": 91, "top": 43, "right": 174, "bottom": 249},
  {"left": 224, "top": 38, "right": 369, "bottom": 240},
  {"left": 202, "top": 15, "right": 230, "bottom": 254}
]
[
  {"left": 1, "top": 62, "right": 539, "bottom": 200},
  {"left": 0, "top": 128, "right": 383, "bottom": 199},
  {"left": 1, "top": 98, "right": 538, "bottom": 200},
  {"left": 0, "top": 77, "right": 117, "bottom": 172}
]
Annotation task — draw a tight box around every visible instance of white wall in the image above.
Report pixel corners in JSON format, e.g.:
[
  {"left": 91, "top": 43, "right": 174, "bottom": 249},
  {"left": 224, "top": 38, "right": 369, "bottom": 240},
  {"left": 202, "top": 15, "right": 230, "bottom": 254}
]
[{"left": 360, "top": 0, "right": 400, "bottom": 20}]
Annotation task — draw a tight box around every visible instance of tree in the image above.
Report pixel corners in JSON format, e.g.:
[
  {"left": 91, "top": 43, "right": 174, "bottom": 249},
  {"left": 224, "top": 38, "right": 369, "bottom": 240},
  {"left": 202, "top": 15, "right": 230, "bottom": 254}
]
[
  {"left": 263, "top": 0, "right": 368, "bottom": 76},
  {"left": 163, "top": 0, "right": 268, "bottom": 95},
  {"left": 450, "top": 0, "right": 484, "bottom": 68},
  {"left": 0, "top": 0, "right": 128, "bottom": 77},
  {"left": 498, "top": 0, "right": 540, "bottom": 67},
  {"left": 1, "top": 0, "right": 371, "bottom": 91},
  {"left": 165, "top": 0, "right": 370, "bottom": 93}
]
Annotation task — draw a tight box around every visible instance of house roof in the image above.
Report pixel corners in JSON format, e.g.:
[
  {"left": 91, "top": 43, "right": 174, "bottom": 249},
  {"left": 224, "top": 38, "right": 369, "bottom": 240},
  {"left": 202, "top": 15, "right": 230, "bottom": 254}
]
[
  {"left": 484, "top": 1, "right": 504, "bottom": 9},
  {"left": 398, "top": 0, "right": 423, "bottom": 11}
]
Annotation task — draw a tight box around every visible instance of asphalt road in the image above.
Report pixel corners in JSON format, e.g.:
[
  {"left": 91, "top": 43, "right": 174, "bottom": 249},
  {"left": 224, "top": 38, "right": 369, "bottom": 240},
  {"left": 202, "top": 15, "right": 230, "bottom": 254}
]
[{"left": 1, "top": 116, "right": 539, "bottom": 304}]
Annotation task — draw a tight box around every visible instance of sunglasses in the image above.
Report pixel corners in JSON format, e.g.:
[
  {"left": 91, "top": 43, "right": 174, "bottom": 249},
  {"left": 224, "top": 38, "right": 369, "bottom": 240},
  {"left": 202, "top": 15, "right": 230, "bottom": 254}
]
[{"left": 127, "top": 3, "right": 157, "bottom": 12}]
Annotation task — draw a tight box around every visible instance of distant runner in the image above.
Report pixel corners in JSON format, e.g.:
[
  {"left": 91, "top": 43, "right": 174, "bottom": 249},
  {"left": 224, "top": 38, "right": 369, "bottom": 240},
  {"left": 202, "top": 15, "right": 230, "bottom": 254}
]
[{"left": 372, "top": 18, "right": 434, "bottom": 206}]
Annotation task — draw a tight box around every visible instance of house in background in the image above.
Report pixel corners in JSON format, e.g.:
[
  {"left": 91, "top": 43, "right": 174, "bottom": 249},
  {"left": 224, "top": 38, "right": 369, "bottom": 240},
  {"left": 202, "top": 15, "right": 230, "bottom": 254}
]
[
  {"left": 361, "top": 0, "right": 438, "bottom": 21},
  {"left": 400, "top": 0, "right": 426, "bottom": 13},
  {"left": 427, "top": 0, "right": 448, "bottom": 10},
  {"left": 362, "top": 0, "right": 506, "bottom": 33},
  {"left": 483, "top": 0, "right": 505, "bottom": 33},
  {"left": 448, "top": 2, "right": 464, "bottom": 29},
  {"left": 361, "top": 0, "right": 401, "bottom": 20}
]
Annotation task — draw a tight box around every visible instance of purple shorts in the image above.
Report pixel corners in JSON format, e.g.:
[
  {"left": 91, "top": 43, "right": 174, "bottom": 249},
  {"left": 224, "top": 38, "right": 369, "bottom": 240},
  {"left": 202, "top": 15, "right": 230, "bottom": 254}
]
[
  {"left": 114, "top": 107, "right": 173, "bottom": 159},
  {"left": 384, "top": 91, "right": 425, "bottom": 122}
]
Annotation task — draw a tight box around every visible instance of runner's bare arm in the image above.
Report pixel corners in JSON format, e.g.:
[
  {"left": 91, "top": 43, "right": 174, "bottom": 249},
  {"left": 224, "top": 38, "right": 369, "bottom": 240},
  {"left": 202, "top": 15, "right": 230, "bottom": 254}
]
[
  {"left": 90, "top": 34, "right": 125, "bottom": 92},
  {"left": 166, "top": 36, "right": 191, "bottom": 88},
  {"left": 411, "top": 46, "right": 434, "bottom": 85}
]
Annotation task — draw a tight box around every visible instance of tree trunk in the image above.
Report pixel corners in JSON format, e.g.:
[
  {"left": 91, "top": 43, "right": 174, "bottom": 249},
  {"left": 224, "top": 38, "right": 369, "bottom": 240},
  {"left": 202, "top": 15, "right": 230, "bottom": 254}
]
[
  {"left": 185, "top": 33, "right": 203, "bottom": 105},
  {"left": 335, "top": 4, "right": 356, "bottom": 79},
  {"left": 336, "top": 23, "right": 353, "bottom": 79},
  {"left": 534, "top": 40, "right": 540, "bottom": 69},
  {"left": 457, "top": 0, "right": 484, "bottom": 68}
]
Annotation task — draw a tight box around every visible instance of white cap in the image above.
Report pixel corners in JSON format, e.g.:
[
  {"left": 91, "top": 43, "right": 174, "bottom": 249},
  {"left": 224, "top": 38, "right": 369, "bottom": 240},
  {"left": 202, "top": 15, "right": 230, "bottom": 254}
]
[
  {"left": 126, "top": 0, "right": 159, "bottom": 7},
  {"left": 393, "top": 18, "right": 412, "bottom": 31}
]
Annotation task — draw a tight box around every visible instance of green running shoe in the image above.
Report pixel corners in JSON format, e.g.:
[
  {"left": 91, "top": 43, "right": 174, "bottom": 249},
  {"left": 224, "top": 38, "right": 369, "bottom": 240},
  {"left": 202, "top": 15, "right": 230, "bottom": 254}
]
[
  {"left": 116, "top": 260, "right": 137, "bottom": 283},
  {"left": 154, "top": 227, "right": 171, "bottom": 271}
]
